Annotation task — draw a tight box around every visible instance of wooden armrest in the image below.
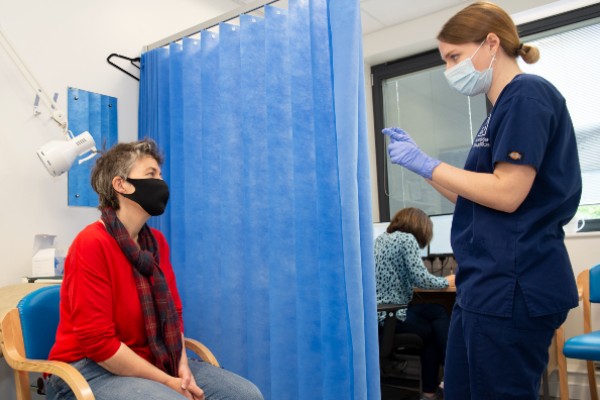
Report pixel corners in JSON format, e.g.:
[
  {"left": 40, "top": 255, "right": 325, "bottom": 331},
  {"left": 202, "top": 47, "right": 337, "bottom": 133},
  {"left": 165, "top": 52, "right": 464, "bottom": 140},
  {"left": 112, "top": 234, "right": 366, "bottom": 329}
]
[
  {"left": 1, "top": 308, "right": 94, "bottom": 400},
  {"left": 184, "top": 337, "right": 220, "bottom": 367},
  {"left": 24, "top": 360, "right": 94, "bottom": 400}
]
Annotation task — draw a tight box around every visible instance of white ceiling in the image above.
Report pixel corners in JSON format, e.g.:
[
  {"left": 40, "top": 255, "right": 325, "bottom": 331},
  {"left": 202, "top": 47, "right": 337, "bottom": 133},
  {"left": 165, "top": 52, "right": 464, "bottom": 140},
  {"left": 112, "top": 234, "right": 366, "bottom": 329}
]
[
  {"left": 219, "top": 0, "right": 600, "bottom": 50},
  {"left": 228, "top": 0, "right": 472, "bottom": 36},
  {"left": 359, "top": 0, "right": 471, "bottom": 35}
]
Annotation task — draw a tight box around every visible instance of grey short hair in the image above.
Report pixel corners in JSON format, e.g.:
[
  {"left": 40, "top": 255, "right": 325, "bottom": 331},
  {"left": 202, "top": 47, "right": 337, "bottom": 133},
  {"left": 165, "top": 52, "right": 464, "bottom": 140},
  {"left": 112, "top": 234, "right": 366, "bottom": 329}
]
[{"left": 90, "top": 138, "right": 163, "bottom": 210}]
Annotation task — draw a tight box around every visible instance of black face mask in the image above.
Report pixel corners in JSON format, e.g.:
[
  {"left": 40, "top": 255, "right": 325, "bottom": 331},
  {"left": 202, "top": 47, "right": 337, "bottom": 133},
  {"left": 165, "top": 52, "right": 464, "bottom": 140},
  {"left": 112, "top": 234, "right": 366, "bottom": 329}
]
[{"left": 121, "top": 178, "right": 170, "bottom": 216}]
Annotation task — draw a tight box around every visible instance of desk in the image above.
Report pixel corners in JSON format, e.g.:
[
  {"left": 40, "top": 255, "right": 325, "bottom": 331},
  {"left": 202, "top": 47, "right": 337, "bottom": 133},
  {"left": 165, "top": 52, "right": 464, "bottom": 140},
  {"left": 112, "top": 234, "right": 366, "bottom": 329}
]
[
  {"left": 0, "top": 283, "right": 58, "bottom": 357},
  {"left": 413, "top": 286, "right": 456, "bottom": 315},
  {"left": 414, "top": 287, "right": 456, "bottom": 293}
]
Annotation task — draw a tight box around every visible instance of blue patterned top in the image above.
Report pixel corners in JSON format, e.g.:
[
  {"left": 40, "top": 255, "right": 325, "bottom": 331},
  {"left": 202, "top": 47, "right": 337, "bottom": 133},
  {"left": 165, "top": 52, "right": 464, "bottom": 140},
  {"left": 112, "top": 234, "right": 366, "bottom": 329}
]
[{"left": 375, "top": 231, "right": 448, "bottom": 322}]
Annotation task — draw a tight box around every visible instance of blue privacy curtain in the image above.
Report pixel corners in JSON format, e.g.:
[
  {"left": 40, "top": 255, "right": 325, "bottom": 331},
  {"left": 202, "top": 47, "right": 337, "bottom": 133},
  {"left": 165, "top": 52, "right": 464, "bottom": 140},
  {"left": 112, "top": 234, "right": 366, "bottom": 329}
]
[{"left": 138, "top": 1, "right": 378, "bottom": 399}]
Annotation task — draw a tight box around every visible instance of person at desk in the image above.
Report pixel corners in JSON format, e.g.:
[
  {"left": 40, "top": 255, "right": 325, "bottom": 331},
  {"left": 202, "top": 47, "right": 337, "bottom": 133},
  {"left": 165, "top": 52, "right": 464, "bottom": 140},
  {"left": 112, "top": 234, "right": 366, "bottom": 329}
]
[
  {"left": 375, "top": 207, "right": 455, "bottom": 400},
  {"left": 46, "top": 139, "right": 263, "bottom": 400},
  {"left": 382, "top": 2, "right": 582, "bottom": 399}
]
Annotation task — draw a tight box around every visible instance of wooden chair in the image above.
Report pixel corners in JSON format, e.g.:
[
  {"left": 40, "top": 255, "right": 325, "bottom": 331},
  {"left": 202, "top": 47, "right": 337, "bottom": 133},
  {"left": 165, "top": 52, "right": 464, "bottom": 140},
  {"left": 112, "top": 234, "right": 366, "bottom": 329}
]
[
  {"left": 0, "top": 285, "right": 219, "bottom": 400},
  {"left": 560, "top": 265, "right": 600, "bottom": 400}
]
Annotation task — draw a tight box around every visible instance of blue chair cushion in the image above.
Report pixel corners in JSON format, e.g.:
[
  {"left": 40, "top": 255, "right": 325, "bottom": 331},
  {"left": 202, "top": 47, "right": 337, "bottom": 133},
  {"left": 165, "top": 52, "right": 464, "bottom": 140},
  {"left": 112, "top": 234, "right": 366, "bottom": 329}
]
[
  {"left": 589, "top": 263, "right": 600, "bottom": 303},
  {"left": 563, "top": 330, "right": 600, "bottom": 361},
  {"left": 16, "top": 285, "right": 61, "bottom": 359}
]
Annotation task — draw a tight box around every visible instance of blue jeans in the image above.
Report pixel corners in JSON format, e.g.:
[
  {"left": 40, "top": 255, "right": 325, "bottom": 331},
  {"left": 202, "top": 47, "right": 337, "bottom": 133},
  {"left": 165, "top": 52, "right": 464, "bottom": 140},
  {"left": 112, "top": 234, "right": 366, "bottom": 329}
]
[
  {"left": 444, "top": 285, "right": 568, "bottom": 400},
  {"left": 46, "top": 358, "right": 264, "bottom": 400}
]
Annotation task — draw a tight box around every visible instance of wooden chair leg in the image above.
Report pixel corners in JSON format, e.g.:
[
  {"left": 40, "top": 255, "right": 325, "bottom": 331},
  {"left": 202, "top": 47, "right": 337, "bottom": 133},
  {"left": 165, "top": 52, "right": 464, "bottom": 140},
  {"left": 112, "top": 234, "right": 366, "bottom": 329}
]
[
  {"left": 555, "top": 327, "right": 570, "bottom": 400},
  {"left": 14, "top": 369, "right": 32, "bottom": 400},
  {"left": 587, "top": 360, "right": 598, "bottom": 400}
]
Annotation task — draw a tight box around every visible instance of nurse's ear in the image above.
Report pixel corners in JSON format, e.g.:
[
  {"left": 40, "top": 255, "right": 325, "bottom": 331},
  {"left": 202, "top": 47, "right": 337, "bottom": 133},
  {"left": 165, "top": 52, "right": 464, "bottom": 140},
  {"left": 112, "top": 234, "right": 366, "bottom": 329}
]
[{"left": 485, "top": 33, "right": 501, "bottom": 56}]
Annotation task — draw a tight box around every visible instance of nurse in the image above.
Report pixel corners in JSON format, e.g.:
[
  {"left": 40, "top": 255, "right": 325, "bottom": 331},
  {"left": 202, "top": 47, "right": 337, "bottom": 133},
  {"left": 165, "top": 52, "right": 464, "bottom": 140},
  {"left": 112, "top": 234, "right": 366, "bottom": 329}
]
[{"left": 381, "top": 2, "right": 582, "bottom": 399}]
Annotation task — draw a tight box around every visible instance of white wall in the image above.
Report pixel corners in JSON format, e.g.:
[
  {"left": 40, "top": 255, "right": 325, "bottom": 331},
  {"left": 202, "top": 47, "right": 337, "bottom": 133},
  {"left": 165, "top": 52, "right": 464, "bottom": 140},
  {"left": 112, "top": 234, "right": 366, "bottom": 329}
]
[{"left": 0, "top": 0, "right": 243, "bottom": 287}]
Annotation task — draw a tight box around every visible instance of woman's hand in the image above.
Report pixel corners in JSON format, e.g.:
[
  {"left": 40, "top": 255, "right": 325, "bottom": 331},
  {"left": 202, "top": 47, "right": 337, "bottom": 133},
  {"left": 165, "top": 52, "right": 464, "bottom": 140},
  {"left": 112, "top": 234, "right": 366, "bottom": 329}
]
[
  {"left": 445, "top": 274, "right": 456, "bottom": 287},
  {"left": 177, "top": 340, "right": 204, "bottom": 400},
  {"left": 165, "top": 375, "right": 205, "bottom": 400},
  {"left": 382, "top": 127, "right": 441, "bottom": 180},
  {"left": 179, "top": 362, "right": 194, "bottom": 391},
  {"left": 178, "top": 342, "right": 204, "bottom": 400}
]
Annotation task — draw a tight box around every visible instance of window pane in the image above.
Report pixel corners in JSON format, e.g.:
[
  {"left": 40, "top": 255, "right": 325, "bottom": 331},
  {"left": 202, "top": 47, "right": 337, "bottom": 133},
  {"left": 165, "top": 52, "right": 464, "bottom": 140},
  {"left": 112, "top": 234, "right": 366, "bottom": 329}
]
[
  {"left": 382, "top": 65, "right": 487, "bottom": 215},
  {"left": 519, "top": 19, "right": 600, "bottom": 211}
]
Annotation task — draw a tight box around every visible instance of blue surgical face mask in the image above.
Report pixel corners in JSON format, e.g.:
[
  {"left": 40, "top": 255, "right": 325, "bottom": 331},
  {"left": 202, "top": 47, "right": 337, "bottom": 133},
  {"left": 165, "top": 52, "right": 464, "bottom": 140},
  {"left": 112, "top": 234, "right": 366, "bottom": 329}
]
[{"left": 444, "top": 41, "right": 495, "bottom": 97}]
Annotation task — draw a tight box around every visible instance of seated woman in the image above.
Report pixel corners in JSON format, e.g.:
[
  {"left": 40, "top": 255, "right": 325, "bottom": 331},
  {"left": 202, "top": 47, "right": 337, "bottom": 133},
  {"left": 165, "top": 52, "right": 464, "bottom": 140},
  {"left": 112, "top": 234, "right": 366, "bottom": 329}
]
[
  {"left": 47, "top": 139, "right": 263, "bottom": 400},
  {"left": 375, "top": 207, "right": 455, "bottom": 400}
]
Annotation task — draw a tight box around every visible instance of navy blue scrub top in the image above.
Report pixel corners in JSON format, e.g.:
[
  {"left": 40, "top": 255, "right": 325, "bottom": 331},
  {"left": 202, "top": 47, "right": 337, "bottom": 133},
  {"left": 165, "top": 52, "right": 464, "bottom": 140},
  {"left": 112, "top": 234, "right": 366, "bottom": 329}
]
[{"left": 451, "top": 73, "right": 582, "bottom": 317}]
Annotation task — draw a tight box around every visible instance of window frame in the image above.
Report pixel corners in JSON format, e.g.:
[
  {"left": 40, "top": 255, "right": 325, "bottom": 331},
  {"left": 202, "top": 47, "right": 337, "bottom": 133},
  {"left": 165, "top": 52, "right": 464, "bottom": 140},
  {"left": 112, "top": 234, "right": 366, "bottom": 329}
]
[{"left": 371, "top": 3, "right": 600, "bottom": 222}]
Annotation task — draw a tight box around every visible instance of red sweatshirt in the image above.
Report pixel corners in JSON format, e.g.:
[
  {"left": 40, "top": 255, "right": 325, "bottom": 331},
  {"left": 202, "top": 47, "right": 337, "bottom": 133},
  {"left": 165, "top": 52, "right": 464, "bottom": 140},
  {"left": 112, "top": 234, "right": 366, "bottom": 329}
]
[{"left": 49, "top": 221, "right": 184, "bottom": 365}]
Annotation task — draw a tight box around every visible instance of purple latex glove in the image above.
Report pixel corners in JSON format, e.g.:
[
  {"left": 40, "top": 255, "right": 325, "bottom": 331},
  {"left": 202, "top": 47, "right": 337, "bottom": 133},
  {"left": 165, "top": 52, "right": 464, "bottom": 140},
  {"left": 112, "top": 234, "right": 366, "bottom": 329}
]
[
  {"left": 382, "top": 127, "right": 416, "bottom": 145},
  {"left": 381, "top": 127, "right": 441, "bottom": 180}
]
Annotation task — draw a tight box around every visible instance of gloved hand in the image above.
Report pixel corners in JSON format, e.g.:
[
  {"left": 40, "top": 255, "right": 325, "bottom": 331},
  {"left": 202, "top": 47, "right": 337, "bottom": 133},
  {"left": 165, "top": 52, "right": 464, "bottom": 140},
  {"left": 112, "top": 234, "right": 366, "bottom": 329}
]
[
  {"left": 382, "top": 127, "right": 416, "bottom": 145},
  {"left": 381, "top": 127, "right": 441, "bottom": 180}
]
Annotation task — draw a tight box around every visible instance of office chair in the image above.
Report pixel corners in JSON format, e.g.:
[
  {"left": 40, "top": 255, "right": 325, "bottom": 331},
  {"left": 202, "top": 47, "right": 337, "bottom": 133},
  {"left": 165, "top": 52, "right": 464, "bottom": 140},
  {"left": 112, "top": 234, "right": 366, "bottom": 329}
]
[
  {"left": 561, "top": 264, "right": 600, "bottom": 400},
  {"left": 0, "top": 285, "right": 219, "bottom": 400},
  {"left": 378, "top": 304, "right": 423, "bottom": 398}
]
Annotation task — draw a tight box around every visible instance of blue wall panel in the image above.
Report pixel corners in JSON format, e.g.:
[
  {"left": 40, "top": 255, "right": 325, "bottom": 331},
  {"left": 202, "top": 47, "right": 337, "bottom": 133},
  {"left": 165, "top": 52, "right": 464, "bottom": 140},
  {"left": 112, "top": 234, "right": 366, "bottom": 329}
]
[{"left": 67, "top": 87, "right": 118, "bottom": 207}]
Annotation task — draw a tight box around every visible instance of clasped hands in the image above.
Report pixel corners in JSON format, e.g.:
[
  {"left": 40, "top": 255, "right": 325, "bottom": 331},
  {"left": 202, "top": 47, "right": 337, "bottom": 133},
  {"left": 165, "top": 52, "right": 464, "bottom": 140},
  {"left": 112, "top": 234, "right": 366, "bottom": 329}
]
[
  {"left": 171, "top": 364, "right": 205, "bottom": 400},
  {"left": 381, "top": 127, "right": 441, "bottom": 180}
]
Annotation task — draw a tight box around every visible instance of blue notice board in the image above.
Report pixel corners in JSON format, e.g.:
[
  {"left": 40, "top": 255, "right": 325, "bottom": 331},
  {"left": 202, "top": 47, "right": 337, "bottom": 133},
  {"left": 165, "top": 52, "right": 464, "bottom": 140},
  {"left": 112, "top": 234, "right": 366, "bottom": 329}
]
[{"left": 67, "top": 87, "right": 118, "bottom": 207}]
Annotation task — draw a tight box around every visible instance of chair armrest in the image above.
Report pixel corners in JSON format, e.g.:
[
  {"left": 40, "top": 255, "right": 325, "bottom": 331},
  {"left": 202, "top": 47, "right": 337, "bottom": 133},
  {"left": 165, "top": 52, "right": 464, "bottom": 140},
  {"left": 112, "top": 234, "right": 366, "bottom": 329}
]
[
  {"left": 28, "top": 360, "right": 94, "bottom": 400},
  {"left": 184, "top": 337, "right": 220, "bottom": 367},
  {"left": 377, "top": 303, "right": 409, "bottom": 316},
  {"left": 0, "top": 308, "right": 94, "bottom": 400}
]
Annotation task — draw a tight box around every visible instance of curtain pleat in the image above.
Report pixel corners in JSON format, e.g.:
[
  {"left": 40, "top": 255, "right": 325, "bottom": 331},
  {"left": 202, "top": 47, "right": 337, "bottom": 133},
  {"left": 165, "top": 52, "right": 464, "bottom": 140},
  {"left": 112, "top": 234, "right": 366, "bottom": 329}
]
[
  {"left": 328, "top": 1, "right": 380, "bottom": 398},
  {"left": 289, "top": 2, "right": 323, "bottom": 398},
  {"left": 138, "top": 1, "right": 379, "bottom": 399},
  {"left": 238, "top": 14, "right": 271, "bottom": 391},
  {"left": 197, "top": 29, "right": 223, "bottom": 358},
  {"left": 218, "top": 21, "right": 247, "bottom": 372}
]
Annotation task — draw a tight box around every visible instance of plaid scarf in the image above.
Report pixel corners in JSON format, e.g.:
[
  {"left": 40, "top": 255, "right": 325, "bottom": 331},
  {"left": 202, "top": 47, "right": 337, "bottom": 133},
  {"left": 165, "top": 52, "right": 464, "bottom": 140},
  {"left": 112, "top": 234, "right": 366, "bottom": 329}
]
[{"left": 101, "top": 207, "right": 182, "bottom": 376}]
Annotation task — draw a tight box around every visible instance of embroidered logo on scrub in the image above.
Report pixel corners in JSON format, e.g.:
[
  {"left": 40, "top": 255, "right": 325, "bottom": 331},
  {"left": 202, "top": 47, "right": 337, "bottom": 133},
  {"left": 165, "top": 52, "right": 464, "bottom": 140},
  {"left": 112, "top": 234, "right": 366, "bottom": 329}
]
[
  {"left": 508, "top": 151, "right": 523, "bottom": 161},
  {"left": 473, "top": 114, "right": 491, "bottom": 148}
]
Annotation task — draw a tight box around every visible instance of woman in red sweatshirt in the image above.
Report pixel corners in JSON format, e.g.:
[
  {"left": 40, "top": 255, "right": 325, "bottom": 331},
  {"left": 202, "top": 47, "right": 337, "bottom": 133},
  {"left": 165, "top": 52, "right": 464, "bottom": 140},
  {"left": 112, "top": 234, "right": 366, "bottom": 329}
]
[{"left": 47, "top": 139, "right": 263, "bottom": 400}]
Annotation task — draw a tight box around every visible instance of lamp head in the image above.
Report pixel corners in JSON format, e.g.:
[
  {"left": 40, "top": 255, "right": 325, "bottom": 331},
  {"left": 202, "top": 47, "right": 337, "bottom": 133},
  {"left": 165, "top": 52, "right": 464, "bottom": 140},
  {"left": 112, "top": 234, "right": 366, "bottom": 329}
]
[{"left": 37, "top": 131, "right": 97, "bottom": 177}]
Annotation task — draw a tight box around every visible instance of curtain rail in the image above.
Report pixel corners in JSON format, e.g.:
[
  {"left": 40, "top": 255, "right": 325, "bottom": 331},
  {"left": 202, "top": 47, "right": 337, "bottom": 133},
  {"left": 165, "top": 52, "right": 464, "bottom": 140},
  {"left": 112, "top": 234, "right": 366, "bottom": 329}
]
[{"left": 144, "top": 0, "right": 281, "bottom": 52}]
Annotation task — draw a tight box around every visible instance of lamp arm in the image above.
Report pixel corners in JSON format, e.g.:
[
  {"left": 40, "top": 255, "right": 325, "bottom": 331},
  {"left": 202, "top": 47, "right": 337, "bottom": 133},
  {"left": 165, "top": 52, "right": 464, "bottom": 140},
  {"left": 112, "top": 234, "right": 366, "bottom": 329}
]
[{"left": 0, "top": 25, "right": 67, "bottom": 131}]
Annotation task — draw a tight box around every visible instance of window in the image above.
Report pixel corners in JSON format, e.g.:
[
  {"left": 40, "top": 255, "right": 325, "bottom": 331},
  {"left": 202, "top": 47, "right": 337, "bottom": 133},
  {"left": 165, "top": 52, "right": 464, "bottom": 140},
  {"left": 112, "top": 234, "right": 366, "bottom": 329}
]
[
  {"left": 372, "top": 3, "right": 600, "bottom": 230},
  {"left": 519, "top": 15, "right": 600, "bottom": 227}
]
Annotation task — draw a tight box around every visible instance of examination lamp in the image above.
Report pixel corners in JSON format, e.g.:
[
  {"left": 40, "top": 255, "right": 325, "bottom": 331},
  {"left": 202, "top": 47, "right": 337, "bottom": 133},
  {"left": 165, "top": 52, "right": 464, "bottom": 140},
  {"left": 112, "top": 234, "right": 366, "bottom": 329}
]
[
  {"left": 0, "top": 25, "right": 97, "bottom": 176},
  {"left": 37, "top": 131, "right": 97, "bottom": 177}
]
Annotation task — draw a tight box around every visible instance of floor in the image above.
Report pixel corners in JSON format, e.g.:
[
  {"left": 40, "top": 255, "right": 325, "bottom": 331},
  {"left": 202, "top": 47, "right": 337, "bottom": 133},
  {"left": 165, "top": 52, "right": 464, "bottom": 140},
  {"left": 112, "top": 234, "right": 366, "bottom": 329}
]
[{"left": 381, "top": 386, "right": 561, "bottom": 400}]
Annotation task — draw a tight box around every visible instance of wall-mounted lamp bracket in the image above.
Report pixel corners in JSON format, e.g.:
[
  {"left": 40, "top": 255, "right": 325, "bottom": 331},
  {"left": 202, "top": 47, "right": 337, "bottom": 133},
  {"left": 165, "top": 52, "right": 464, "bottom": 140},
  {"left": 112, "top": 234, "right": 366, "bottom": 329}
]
[{"left": 1, "top": 24, "right": 96, "bottom": 176}]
